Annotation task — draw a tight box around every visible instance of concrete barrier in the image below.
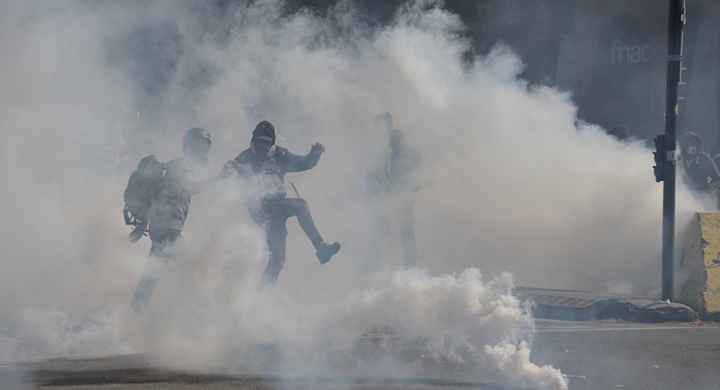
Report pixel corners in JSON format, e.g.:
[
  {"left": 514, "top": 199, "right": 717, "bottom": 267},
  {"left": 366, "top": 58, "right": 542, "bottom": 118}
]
[{"left": 678, "top": 212, "right": 720, "bottom": 319}]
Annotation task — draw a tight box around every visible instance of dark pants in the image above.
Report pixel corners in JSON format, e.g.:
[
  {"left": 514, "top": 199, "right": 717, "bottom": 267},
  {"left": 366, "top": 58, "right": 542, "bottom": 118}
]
[
  {"left": 131, "top": 229, "right": 181, "bottom": 312},
  {"left": 370, "top": 200, "right": 416, "bottom": 269},
  {"left": 398, "top": 202, "right": 416, "bottom": 268},
  {"left": 255, "top": 198, "right": 325, "bottom": 284}
]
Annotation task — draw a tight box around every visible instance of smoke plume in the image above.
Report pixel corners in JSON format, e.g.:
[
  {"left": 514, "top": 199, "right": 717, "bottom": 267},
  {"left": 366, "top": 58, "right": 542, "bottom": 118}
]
[{"left": 1, "top": 1, "right": 711, "bottom": 389}]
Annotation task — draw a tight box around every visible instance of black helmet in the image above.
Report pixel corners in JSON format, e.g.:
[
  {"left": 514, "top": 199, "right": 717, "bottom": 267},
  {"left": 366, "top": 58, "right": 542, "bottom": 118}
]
[
  {"left": 183, "top": 127, "right": 212, "bottom": 150},
  {"left": 252, "top": 121, "right": 276, "bottom": 144}
]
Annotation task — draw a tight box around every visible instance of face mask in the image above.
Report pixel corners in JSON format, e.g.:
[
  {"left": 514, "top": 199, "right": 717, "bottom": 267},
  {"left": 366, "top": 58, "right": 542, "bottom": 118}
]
[{"left": 253, "top": 140, "right": 273, "bottom": 158}]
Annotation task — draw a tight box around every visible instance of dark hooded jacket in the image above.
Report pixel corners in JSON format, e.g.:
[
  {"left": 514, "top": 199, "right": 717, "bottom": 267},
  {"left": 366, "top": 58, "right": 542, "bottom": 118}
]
[{"left": 223, "top": 145, "right": 321, "bottom": 199}]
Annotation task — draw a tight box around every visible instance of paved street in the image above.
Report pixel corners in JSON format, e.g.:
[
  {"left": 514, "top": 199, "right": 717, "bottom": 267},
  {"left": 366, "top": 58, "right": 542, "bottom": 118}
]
[
  {"left": 532, "top": 320, "right": 720, "bottom": 389},
  {"left": 3, "top": 320, "right": 720, "bottom": 389}
]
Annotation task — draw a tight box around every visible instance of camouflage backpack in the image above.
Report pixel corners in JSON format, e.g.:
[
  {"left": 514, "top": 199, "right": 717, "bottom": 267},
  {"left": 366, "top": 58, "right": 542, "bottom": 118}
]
[{"left": 123, "top": 155, "right": 164, "bottom": 235}]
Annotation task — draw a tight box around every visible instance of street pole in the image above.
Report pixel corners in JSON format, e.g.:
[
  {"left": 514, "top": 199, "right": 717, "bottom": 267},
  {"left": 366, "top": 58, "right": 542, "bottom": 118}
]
[{"left": 660, "top": 0, "right": 685, "bottom": 301}]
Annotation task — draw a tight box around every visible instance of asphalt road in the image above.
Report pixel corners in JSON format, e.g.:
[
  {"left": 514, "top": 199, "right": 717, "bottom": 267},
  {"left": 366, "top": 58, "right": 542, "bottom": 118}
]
[
  {"left": 26, "top": 384, "right": 502, "bottom": 390},
  {"left": 532, "top": 320, "right": 720, "bottom": 390},
  {"left": 3, "top": 320, "right": 720, "bottom": 390}
]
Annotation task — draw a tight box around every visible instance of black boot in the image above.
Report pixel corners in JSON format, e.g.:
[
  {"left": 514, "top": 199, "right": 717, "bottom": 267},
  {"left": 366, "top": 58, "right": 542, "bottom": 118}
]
[{"left": 316, "top": 242, "right": 341, "bottom": 264}]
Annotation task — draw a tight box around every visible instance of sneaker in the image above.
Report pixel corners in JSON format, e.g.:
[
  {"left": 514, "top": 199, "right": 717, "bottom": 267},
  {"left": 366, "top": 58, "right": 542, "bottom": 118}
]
[
  {"left": 128, "top": 224, "right": 147, "bottom": 243},
  {"left": 316, "top": 242, "right": 341, "bottom": 264}
]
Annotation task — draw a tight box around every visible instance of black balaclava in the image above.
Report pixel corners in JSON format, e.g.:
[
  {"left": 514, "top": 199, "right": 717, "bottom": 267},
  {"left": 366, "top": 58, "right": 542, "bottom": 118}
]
[{"left": 251, "top": 121, "right": 276, "bottom": 159}]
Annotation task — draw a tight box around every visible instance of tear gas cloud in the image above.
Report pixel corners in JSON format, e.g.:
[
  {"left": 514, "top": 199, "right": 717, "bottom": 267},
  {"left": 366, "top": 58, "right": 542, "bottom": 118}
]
[{"left": 0, "top": 1, "right": 710, "bottom": 389}]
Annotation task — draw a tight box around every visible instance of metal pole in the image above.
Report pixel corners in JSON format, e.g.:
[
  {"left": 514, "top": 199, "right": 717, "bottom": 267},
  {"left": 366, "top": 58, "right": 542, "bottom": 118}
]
[{"left": 662, "top": 0, "right": 685, "bottom": 301}]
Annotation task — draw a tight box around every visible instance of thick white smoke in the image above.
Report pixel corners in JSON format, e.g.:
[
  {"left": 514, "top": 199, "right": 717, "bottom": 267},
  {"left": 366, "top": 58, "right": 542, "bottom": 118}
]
[{"left": 0, "top": 1, "right": 711, "bottom": 389}]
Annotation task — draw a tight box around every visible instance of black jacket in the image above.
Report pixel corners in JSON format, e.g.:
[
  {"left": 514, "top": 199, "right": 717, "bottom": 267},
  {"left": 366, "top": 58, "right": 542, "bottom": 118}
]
[{"left": 223, "top": 145, "right": 321, "bottom": 198}]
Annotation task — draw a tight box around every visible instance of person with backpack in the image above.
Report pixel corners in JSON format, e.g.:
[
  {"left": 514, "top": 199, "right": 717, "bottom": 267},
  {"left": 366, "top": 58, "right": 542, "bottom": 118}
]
[
  {"left": 222, "top": 121, "right": 341, "bottom": 284},
  {"left": 124, "top": 155, "right": 164, "bottom": 243},
  {"left": 123, "top": 127, "right": 213, "bottom": 311}
]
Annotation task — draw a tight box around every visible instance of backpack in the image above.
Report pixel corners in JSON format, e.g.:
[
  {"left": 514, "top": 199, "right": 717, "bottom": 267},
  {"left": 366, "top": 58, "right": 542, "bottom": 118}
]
[{"left": 123, "top": 155, "right": 164, "bottom": 226}]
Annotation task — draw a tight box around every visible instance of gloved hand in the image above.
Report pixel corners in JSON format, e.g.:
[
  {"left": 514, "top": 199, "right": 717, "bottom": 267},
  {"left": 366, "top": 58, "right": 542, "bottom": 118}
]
[{"left": 311, "top": 142, "right": 325, "bottom": 155}]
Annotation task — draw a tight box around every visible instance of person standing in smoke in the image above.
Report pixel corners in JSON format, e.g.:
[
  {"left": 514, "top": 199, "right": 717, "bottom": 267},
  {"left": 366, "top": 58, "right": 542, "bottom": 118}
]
[
  {"left": 679, "top": 131, "right": 720, "bottom": 196},
  {"left": 222, "top": 121, "right": 341, "bottom": 284},
  {"left": 366, "top": 112, "right": 420, "bottom": 269},
  {"left": 124, "top": 127, "right": 213, "bottom": 311}
]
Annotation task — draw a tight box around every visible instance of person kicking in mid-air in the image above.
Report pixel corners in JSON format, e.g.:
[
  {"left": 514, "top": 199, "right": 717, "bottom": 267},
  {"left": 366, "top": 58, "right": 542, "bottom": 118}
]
[{"left": 223, "top": 121, "right": 340, "bottom": 284}]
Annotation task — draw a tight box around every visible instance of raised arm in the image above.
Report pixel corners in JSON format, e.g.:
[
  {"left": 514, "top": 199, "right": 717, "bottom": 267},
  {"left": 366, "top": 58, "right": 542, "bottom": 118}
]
[
  {"left": 221, "top": 159, "right": 247, "bottom": 178},
  {"left": 284, "top": 143, "right": 324, "bottom": 173}
]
